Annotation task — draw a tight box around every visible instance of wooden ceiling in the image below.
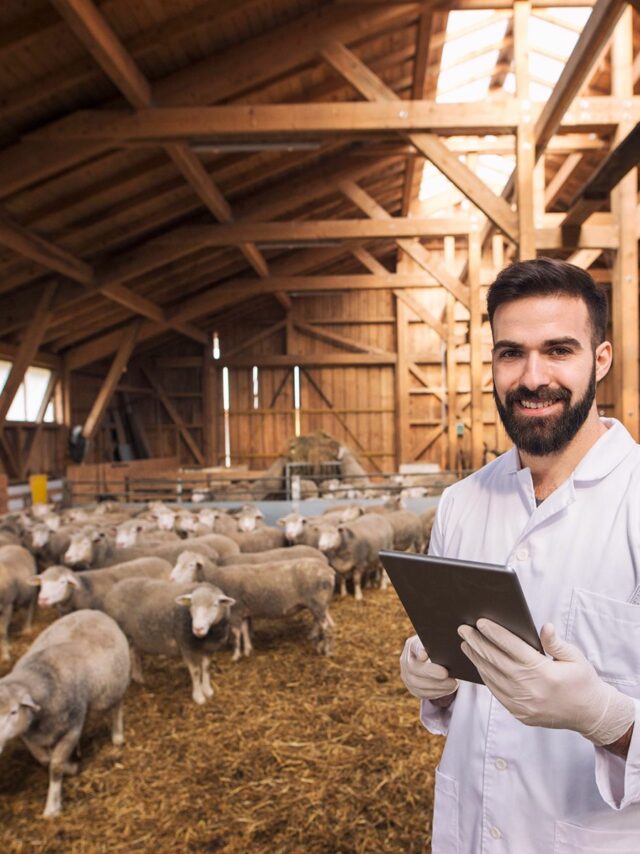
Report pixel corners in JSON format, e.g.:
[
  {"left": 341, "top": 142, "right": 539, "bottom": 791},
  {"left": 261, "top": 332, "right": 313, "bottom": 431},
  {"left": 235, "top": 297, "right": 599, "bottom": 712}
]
[{"left": 0, "top": 0, "right": 635, "bottom": 370}]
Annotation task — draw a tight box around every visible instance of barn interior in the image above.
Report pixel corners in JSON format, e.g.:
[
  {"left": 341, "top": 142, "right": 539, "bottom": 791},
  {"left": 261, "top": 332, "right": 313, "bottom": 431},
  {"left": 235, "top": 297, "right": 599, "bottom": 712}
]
[{"left": 0, "top": 0, "right": 638, "bottom": 849}]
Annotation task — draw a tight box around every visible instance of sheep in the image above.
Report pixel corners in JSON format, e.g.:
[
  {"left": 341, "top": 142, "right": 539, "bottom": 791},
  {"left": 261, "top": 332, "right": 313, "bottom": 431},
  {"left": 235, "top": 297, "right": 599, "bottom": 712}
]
[
  {"left": 317, "top": 513, "right": 394, "bottom": 600},
  {"left": 229, "top": 527, "right": 286, "bottom": 552},
  {"left": 221, "top": 545, "right": 327, "bottom": 566},
  {"left": 419, "top": 507, "right": 437, "bottom": 551},
  {"left": 32, "top": 557, "right": 173, "bottom": 613},
  {"left": 183, "top": 533, "right": 239, "bottom": 560},
  {"left": 277, "top": 512, "right": 321, "bottom": 547},
  {"left": 203, "top": 509, "right": 239, "bottom": 537},
  {"left": 63, "top": 528, "right": 219, "bottom": 569},
  {"left": 0, "top": 545, "right": 37, "bottom": 661},
  {"left": 236, "top": 505, "right": 265, "bottom": 533},
  {"left": 104, "top": 578, "right": 233, "bottom": 705},
  {"left": 170, "top": 551, "right": 336, "bottom": 658},
  {"left": 365, "top": 509, "right": 423, "bottom": 552},
  {"left": 114, "top": 519, "right": 179, "bottom": 549},
  {"left": 0, "top": 609, "right": 130, "bottom": 818}
]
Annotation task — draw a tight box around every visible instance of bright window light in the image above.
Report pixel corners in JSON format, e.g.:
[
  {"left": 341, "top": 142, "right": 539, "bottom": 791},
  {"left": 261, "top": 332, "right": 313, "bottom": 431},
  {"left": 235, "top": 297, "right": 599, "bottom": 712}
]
[
  {"left": 222, "top": 366, "right": 231, "bottom": 467},
  {"left": 212, "top": 332, "right": 220, "bottom": 360},
  {"left": 252, "top": 366, "right": 259, "bottom": 410},
  {"left": 222, "top": 367, "right": 230, "bottom": 412},
  {"left": 0, "top": 361, "right": 56, "bottom": 423},
  {"left": 293, "top": 366, "right": 301, "bottom": 438}
]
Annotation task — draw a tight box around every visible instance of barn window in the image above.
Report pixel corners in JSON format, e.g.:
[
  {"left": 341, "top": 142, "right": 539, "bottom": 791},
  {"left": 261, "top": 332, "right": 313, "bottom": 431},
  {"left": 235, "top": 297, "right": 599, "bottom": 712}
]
[
  {"left": 252, "top": 366, "right": 260, "bottom": 410},
  {"left": 222, "top": 366, "right": 231, "bottom": 467},
  {"left": 293, "top": 365, "right": 301, "bottom": 438},
  {"left": 212, "top": 331, "right": 221, "bottom": 360},
  {"left": 0, "top": 361, "right": 56, "bottom": 423}
]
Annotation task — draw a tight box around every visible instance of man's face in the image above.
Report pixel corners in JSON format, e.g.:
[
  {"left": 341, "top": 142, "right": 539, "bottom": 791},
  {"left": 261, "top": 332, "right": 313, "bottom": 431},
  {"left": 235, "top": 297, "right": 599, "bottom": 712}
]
[{"left": 491, "top": 295, "right": 610, "bottom": 456}]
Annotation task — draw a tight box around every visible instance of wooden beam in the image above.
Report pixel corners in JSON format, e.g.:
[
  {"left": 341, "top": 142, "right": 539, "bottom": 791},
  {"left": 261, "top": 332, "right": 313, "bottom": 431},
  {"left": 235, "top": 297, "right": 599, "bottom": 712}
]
[
  {"left": 202, "top": 346, "right": 219, "bottom": 467},
  {"left": 444, "top": 236, "right": 458, "bottom": 470},
  {"left": 610, "top": 9, "right": 638, "bottom": 438},
  {"left": 320, "top": 41, "right": 519, "bottom": 241},
  {"left": 0, "top": 208, "right": 93, "bottom": 285},
  {"left": 223, "top": 320, "right": 286, "bottom": 361},
  {"left": 293, "top": 320, "right": 392, "bottom": 356},
  {"left": 337, "top": 179, "right": 470, "bottom": 306},
  {"left": 224, "top": 354, "right": 397, "bottom": 367},
  {"left": 350, "top": 246, "right": 388, "bottom": 274},
  {"left": 20, "top": 372, "right": 58, "bottom": 480},
  {"left": 563, "top": 122, "right": 640, "bottom": 225},
  {"left": 545, "top": 153, "right": 583, "bottom": 208},
  {"left": 141, "top": 366, "right": 205, "bottom": 465},
  {"left": 0, "top": 283, "right": 57, "bottom": 431},
  {"left": 534, "top": 0, "right": 626, "bottom": 155},
  {"left": 0, "top": 2, "right": 418, "bottom": 198},
  {"left": 469, "top": 232, "right": 484, "bottom": 469},
  {"left": 82, "top": 321, "right": 140, "bottom": 441},
  {"left": 514, "top": 1, "right": 535, "bottom": 259},
  {"left": 394, "top": 290, "right": 446, "bottom": 340},
  {"left": 395, "top": 298, "right": 410, "bottom": 466}
]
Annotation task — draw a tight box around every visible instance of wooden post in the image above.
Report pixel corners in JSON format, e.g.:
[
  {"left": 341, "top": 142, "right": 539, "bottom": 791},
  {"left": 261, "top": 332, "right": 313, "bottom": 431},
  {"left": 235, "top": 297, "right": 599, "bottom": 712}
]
[
  {"left": 82, "top": 321, "right": 140, "bottom": 442},
  {"left": 395, "top": 296, "right": 410, "bottom": 467},
  {"left": 611, "top": 8, "right": 639, "bottom": 438},
  {"left": 202, "top": 344, "right": 219, "bottom": 466},
  {"left": 444, "top": 236, "right": 458, "bottom": 470},
  {"left": 0, "top": 282, "right": 57, "bottom": 431},
  {"left": 469, "top": 231, "right": 484, "bottom": 469},
  {"left": 514, "top": 0, "right": 535, "bottom": 260}
]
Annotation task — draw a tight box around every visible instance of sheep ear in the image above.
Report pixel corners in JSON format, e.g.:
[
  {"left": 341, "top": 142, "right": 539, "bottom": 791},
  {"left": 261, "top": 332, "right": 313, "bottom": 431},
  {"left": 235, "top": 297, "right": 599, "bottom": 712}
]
[
  {"left": 175, "top": 594, "right": 193, "bottom": 607},
  {"left": 196, "top": 558, "right": 205, "bottom": 570},
  {"left": 66, "top": 572, "right": 81, "bottom": 588},
  {"left": 20, "top": 694, "right": 40, "bottom": 713},
  {"left": 276, "top": 518, "right": 285, "bottom": 526},
  {"left": 256, "top": 510, "right": 264, "bottom": 519},
  {"left": 27, "top": 575, "right": 41, "bottom": 587},
  {"left": 301, "top": 518, "right": 307, "bottom": 527},
  {"left": 218, "top": 595, "right": 236, "bottom": 607}
]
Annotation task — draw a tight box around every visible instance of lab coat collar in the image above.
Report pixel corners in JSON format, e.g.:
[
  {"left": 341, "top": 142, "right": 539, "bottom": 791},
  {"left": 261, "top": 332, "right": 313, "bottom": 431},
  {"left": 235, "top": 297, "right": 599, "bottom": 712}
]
[{"left": 501, "top": 418, "right": 636, "bottom": 484}]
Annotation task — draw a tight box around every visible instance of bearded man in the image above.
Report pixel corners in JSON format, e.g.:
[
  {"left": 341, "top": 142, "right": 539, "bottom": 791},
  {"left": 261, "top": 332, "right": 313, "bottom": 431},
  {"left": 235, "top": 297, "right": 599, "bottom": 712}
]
[{"left": 400, "top": 258, "right": 640, "bottom": 852}]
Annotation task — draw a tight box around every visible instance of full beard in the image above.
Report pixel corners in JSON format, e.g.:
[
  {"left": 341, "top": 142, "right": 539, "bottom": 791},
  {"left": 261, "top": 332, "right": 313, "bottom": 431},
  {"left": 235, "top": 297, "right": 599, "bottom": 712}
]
[{"left": 493, "top": 365, "right": 597, "bottom": 456}]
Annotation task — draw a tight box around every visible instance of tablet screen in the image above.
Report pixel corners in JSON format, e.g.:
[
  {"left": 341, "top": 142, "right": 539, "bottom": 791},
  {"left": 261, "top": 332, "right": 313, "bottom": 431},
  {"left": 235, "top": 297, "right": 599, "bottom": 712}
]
[{"left": 380, "top": 551, "right": 543, "bottom": 684}]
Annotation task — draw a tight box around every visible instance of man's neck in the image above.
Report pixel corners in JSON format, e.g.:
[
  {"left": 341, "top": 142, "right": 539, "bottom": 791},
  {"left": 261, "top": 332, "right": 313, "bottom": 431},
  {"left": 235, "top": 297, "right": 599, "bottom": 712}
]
[{"left": 518, "top": 408, "right": 607, "bottom": 501}]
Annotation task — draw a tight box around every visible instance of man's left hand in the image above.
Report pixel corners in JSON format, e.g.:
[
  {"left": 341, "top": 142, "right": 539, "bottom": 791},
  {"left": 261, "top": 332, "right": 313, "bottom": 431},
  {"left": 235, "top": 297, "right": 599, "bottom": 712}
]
[{"left": 458, "top": 619, "right": 635, "bottom": 747}]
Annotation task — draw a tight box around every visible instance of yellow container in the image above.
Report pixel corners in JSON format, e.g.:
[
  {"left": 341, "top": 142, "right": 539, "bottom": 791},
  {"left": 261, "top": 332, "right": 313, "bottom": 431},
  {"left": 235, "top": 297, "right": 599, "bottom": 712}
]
[{"left": 29, "top": 474, "right": 48, "bottom": 506}]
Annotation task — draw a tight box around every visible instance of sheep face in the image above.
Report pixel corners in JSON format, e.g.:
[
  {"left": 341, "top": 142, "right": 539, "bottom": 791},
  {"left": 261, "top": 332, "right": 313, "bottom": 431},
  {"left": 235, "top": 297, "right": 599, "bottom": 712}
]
[
  {"left": 317, "top": 525, "right": 341, "bottom": 553},
  {"left": 169, "top": 551, "right": 203, "bottom": 584},
  {"left": 44, "top": 514, "right": 61, "bottom": 532},
  {"left": 64, "top": 533, "right": 92, "bottom": 567},
  {"left": 237, "top": 506, "right": 263, "bottom": 533},
  {"left": 278, "top": 513, "right": 304, "bottom": 542},
  {"left": 198, "top": 508, "right": 215, "bottom": 529},
  {"left": 34, "top": 567, "right": 77, "bottom": 607},
  {"left": 176, "top": 512, "right": 197, "bottom": 534},
  {"left": 175, "top": 586, "right": 235, "bottom": 638},
  {"left": 31, "top": 524, "right": 51, "bottom": 550},
  {"left": 156, "top": 511, "right": 176, "bottom": 531},
  {"left": 0, "top": 684, "right": 39, "bottom": 754}
]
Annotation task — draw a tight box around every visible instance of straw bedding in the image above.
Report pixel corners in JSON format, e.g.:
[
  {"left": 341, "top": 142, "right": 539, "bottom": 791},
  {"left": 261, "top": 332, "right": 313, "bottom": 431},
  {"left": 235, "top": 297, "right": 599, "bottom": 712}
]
[{"left": 0, "top": 588, "right": 443, "bottom": 852}]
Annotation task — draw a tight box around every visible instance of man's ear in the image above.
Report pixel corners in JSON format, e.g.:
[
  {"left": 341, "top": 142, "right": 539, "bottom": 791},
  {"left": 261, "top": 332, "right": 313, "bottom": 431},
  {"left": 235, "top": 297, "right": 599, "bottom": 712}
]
[{"left": 595, "top": 340, "right": 612, "bottom": 382}]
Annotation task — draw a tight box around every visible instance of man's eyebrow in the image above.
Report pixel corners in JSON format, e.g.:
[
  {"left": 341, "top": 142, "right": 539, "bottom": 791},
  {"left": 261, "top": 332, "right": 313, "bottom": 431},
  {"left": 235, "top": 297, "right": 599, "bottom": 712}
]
[{"left": 492, "top": 336, "right": 583, "bottom": 351}]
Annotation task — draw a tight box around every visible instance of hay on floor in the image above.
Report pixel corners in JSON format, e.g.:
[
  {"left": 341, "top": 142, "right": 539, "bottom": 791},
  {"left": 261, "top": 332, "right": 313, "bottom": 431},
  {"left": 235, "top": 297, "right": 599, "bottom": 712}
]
[{"left": 0, "top": 588, "right": 443, "bottom": 853}]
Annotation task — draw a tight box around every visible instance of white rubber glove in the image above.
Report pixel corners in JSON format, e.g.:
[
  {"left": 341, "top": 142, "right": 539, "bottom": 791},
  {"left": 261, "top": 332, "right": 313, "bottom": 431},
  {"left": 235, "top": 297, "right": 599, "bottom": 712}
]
[
  {"left": 459, "top": 619, "right": 635, "bottom": 747},
  {"left": 400, "top": 634, "right": 459, "bottom": 702}
]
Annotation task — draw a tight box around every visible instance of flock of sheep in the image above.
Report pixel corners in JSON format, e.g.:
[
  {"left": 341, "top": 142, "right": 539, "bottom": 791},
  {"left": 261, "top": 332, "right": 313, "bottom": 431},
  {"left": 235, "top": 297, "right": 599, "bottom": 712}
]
[{"left": 0, "top": 498, "right": 436, "bottom": 818}]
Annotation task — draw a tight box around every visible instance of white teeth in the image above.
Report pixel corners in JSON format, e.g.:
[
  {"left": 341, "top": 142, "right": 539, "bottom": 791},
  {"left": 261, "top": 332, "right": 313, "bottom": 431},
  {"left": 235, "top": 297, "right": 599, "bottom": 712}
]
[{"left": 520, "top": 400, "right": 555, "bottom": 409}]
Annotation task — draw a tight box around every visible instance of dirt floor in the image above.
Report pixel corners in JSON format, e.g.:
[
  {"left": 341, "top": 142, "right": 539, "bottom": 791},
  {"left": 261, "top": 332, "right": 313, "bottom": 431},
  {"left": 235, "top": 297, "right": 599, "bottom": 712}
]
[{"left": 0, "top": 587, "right": 444, "bottom": 853}]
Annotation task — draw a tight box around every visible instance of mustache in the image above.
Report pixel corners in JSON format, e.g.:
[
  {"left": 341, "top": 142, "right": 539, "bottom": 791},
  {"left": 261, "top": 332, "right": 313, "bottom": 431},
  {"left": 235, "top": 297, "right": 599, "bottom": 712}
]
[{"left": 505, "top": 386, "right": 571, "bottom": 406}]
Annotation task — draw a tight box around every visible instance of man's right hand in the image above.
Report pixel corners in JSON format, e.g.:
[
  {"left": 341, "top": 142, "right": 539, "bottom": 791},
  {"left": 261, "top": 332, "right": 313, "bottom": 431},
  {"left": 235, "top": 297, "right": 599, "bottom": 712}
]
[{"left": 400, "top": 635, "right": 459, "bottom": 704}]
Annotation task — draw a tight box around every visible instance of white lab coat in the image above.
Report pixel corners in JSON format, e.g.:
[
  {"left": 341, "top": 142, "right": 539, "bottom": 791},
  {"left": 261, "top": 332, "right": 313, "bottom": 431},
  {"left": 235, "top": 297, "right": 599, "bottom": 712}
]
[{"left": 422, "top": 418, "right": 640, "bottom": 853}]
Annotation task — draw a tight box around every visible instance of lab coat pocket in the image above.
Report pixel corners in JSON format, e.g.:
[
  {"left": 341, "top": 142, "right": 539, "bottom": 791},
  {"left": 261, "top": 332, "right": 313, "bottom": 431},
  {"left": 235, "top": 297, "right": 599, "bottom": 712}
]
[
  {"left": 554, "top": 819, "right": 639, "bottom": 852},
  {"left": 566, "top": 588, "right": 640, "bottom": 692},
  {"left": 431, "top": 768, "right": 459, "bottom": 854}
]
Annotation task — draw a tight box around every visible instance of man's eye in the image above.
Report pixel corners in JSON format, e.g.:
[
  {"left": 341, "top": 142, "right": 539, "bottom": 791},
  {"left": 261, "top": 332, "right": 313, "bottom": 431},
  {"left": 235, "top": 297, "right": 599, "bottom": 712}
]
[
  {"left": 498, "top": 350, "right": 521, "bottom": 359},
  {"left": 549, "top": 347, "right": 571, "bottom": 356}
]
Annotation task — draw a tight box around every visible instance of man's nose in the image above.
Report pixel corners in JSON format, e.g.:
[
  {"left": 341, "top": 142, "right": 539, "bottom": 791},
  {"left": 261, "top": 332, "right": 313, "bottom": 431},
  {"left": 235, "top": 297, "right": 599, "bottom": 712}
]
[{"left": 519, "top": 353, "right": 550, "bottom": 390}]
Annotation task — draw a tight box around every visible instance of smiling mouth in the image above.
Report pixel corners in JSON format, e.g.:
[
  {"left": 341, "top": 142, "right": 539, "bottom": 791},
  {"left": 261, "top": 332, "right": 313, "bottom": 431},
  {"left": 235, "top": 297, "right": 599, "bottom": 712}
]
[{"left": 517, "top": 399, "right": 561, "bottom": 413}]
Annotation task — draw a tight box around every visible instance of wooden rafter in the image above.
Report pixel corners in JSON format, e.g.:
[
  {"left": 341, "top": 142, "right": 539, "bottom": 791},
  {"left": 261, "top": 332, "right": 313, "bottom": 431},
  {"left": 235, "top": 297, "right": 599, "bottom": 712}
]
[
  {"left": 141, "top": 366, "right": 205, "bottom": 465},
  {"left": 320, "top": 41, "right": 519, "bottom": 241},
  {"left": 293, "top": 320, "right": 393, "bottom": 356},
  {"left": 0, "top": 283, "right": 57, "bottom": 432},
  {"left": 82, "top": 321, "right": 141, "bottom": 441}
]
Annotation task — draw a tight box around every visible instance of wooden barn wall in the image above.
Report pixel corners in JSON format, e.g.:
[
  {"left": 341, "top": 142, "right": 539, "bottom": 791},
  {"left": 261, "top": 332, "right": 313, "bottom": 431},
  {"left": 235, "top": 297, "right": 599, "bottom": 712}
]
[{"left": 0, "top": 425, "right": 64, "bottom": 481}]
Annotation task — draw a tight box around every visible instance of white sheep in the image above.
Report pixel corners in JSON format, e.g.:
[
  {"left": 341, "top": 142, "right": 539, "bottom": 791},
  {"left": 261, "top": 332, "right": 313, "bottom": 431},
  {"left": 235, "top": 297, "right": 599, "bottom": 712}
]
[
  {"left": 0, "top": 545, "right": 37, "bottom": 661},
  {"left": 0, "top": 609, "right": 130, "bottom": 818},
  {"left": 104, "top": 578, "right": 234, "bottom": 704}
]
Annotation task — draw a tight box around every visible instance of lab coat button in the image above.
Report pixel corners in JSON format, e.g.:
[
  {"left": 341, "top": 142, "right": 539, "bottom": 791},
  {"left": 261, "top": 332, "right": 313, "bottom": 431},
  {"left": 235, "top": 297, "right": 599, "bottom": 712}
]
[
  {"left": 495, "top": 758, "right": 507, "bottom": 770},
  {"left": 516, "top": 548, "right": 528, "bottom": 561},
  {"left": 490, "top": 826, "right": 502, "bottom": 840}
]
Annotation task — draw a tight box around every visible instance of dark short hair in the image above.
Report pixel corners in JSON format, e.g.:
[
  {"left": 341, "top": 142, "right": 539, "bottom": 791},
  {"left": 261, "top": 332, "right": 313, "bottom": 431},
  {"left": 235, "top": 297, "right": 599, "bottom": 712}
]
[{"left": 487, "top": 258, "right": 608, "bottom": 346}]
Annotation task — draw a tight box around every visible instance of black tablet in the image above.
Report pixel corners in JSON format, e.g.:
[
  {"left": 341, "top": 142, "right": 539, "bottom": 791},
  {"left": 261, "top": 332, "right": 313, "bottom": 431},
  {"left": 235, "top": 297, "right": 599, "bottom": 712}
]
[{"left": 379, "top": 550, "right": 543, "bottom": 684}]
